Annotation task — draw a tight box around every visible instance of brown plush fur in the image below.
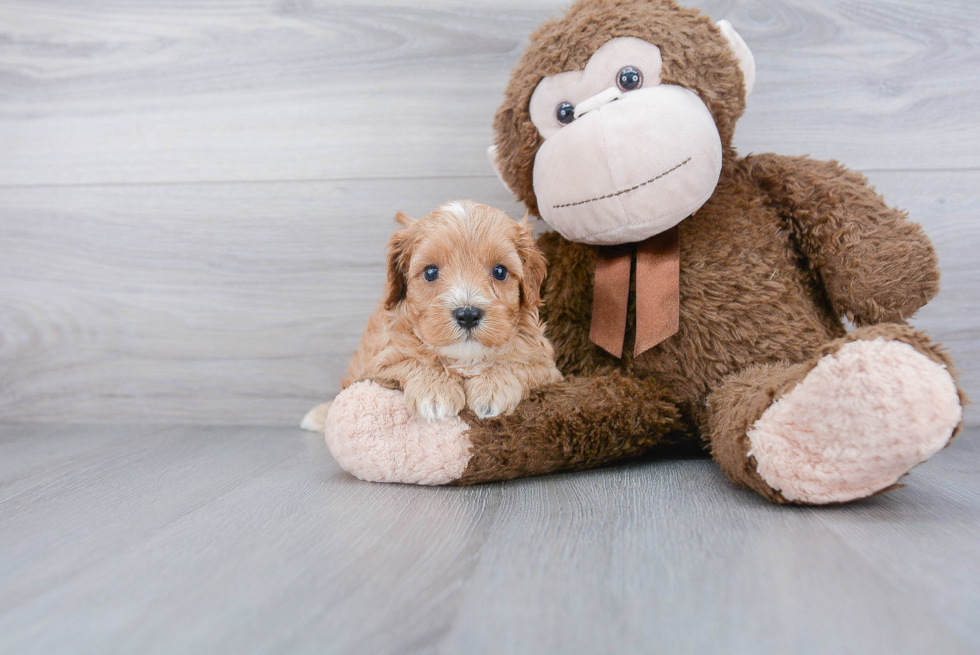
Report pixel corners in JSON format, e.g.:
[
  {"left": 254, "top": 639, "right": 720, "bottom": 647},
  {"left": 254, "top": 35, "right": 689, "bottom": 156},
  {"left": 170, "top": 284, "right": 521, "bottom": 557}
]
[
  {"left": 451, "top": 0, "right": 964, "bottom": 498},
  {"left": 344, "top": 201, "right": 562, "bottom": 421},
  {"left": 455, "top": 371, "right": 688, "bottom": 485}
]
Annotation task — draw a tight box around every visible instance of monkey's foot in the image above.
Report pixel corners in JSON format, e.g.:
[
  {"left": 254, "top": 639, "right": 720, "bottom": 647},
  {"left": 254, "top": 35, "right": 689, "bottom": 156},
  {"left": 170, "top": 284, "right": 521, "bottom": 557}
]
[
  {"left": 747, "top": 338, "right": 962, "bottom": 504},
  {"left": 325, "top": 380, "right": 472, "bottom": 485}
]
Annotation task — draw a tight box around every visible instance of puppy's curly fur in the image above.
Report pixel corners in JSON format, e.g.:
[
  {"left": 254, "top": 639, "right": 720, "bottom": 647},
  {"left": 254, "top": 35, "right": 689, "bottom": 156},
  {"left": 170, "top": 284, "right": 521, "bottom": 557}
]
[{"left": 321, "top": 200, "right": 562, "bottom": 425}]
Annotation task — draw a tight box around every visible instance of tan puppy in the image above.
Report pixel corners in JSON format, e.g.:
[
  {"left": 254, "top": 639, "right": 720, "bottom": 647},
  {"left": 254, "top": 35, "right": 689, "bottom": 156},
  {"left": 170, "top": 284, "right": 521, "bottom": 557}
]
[{"left": 302, "top": 200, "right": 562, "bottom": 429}]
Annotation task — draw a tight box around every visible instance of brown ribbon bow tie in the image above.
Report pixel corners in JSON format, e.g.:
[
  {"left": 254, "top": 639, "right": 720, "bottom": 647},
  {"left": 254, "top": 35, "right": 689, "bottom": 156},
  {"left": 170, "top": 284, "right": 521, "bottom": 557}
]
[{"left": 589, "top": 226, "right": 680, "bottom": 358}]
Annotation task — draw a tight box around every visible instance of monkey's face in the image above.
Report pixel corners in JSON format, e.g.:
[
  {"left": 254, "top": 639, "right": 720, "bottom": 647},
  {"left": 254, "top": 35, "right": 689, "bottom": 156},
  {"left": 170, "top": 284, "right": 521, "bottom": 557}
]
[
  {"left": 490, "top": 2, "right": 756, "bottom": 246},
  {"left": 527, "top": 37, "right": 723, "bottom": 246}
]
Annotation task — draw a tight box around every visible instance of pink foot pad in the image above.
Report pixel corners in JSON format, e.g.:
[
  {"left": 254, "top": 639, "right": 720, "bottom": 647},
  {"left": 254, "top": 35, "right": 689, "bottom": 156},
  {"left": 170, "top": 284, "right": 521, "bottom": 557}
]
[
  {"left": 325, "top": 381, "right": 473, "bottom": 485},
  {"left": 748, "top": 338, "right": 962, "bottom": 504}
]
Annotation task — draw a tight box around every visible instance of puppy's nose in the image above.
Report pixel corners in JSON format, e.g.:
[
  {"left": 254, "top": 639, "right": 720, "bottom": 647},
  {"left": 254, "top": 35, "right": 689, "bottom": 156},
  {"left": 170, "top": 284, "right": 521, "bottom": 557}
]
[{"left": 453, "top": 306, "right": 483, "bottom": 329}]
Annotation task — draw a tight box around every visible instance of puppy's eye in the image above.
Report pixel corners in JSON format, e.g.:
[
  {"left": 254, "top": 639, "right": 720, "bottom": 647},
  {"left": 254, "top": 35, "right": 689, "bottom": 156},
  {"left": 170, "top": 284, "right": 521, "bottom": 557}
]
[
  {"left": 616, "top": 66, "right": 642, "bottom": 92},
  {"left": 423, "top": 265, "right": 439, "bottom": 282},
  {"left": 491, "top": 264, "right": 508, "bottom": 281},
  {"left": 556, "top": 102, "right": 575, "bottom": 125}
]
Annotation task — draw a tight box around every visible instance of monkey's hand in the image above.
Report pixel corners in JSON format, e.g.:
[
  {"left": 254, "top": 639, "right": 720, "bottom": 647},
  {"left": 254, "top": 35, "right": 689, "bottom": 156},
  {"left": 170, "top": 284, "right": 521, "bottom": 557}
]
[{"left": 743, "top": 154, "right": 939, "bottom": 326}]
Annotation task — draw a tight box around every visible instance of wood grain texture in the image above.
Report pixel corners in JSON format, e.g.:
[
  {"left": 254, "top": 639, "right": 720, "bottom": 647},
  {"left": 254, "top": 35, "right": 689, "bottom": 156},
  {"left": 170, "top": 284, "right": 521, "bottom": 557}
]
[
  {"left": 0, "top": 423, "right": 977, "bottom": 654},
  {"left": 0, "top": 0, "right": 978, "bottom": 425},
  {"left": 0, "top": 172, "right": 975, "bottom": 425},
  {"left": 0, "top": 425, "right": 298, "bottom": 614},
  {"left": 1, "top": 0, "right": 978, "bottom": 186}
]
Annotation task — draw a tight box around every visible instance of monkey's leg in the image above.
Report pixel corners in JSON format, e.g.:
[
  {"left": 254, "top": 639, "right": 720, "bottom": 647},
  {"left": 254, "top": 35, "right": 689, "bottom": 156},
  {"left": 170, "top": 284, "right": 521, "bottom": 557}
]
[
  {"left": 707, "top": 324, "right": 964, "bottom": 504},
  {"left": 325, "top": 372, "right": 686, "bottom": 485}
]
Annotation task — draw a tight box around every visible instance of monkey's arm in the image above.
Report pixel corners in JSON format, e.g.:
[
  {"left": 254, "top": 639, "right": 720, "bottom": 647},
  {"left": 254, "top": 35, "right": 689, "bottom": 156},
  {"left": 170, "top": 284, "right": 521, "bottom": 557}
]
[
  {"left": 742, "top": 154, "right": 939, "bottom": 325},
  {"left": 453, "top": 371, "right": 687, "bottom": 484},
  {"left": 325, "top": 371, "right": 687, "bottom": 485}
]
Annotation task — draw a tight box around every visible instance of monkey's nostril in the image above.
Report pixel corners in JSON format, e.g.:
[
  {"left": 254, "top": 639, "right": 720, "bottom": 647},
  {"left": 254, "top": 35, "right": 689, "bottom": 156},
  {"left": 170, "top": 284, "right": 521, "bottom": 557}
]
[{"left": 453, "top": 306, "right": 484, "bottom": 329}]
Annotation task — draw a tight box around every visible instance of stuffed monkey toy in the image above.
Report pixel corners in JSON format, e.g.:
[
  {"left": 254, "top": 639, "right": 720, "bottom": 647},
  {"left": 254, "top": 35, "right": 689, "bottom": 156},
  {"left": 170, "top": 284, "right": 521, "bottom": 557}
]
[{"left": 324, "top": 0, "right": 964, "bottom": 504}]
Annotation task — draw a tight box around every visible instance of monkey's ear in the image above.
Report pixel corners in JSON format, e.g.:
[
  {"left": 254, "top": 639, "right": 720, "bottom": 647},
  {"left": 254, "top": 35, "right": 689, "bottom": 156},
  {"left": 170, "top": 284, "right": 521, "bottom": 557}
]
[
  {"left": 487, "top": 145, "right": 518, "bottom": 198},
  {"left": 514, "top": 212, "right": 547, "bottom": 310},
  {"left": 383, "top": 229, "right": 412, "bottom": 310},
  {"left": 393, "top": 211, "right": 417, "bottom": 228},
  {"left": 716, "top": 20, "right": 755, "bottom": 98}
]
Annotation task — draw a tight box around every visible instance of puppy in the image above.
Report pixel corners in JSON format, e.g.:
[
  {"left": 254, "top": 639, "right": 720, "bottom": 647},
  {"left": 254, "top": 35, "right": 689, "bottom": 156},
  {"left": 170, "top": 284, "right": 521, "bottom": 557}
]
[{"left": 302, "top": 200, "right": 562, "bottom": 430}]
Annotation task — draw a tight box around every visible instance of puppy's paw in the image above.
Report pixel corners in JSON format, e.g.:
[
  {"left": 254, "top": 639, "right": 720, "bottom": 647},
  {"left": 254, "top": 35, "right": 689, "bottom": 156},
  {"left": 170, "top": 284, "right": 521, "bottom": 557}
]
[
  {"left": 465, "top": 367, "right": 524, "bottom": 419},
  {"left": 404, "top": 374, "right": 466, "bottom": 422}
]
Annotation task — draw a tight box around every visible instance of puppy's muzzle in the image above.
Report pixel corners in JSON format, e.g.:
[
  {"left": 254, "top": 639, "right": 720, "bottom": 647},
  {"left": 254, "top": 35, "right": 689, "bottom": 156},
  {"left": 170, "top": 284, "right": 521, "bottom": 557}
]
[{"left": 453, "top": 306, "right": 483, "bottom": 330}]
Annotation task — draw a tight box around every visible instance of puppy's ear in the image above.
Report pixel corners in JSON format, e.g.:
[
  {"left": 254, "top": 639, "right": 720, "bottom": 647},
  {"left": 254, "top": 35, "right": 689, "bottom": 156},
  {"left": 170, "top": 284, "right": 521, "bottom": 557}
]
[
  {"left": 393, "top": 211, "right": 417, "bottom": 228},
  {"left": 514, "top": 213, "right": 547, "bottom": 310},
  {"left": 383, "top": 228, "right": 413, "bottom": 310}
]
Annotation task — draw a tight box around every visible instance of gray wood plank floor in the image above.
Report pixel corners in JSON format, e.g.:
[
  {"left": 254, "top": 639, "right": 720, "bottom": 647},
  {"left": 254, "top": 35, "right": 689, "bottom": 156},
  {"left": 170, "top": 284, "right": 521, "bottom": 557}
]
[
  {"left": 2, "top": 0, "right": 979, "bottom": 425},
  {"left": 1, "top": 423, "right": 978, "bottom": 654}
]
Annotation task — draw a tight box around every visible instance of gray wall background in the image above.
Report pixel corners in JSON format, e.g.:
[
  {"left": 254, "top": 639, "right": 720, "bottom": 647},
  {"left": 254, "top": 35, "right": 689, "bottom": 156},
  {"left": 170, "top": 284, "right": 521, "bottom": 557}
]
[{"left": 1, "top": 0, "right": 977, "bottom": 425}]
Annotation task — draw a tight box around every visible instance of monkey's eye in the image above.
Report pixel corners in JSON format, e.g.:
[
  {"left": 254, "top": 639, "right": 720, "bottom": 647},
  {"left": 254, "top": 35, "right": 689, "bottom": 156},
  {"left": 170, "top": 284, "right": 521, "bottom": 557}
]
[
  {"left": 616, "top": 66, "right": 642, "bottom": 92},
  {"left": 556, "top": 102, "right": 575, "bottom": 125},
  {"left": 423, "top": 265, "right": 439, "bottom": 282},
  {"left": 491, "top": 264, "right": 508, "bottom": 281}
]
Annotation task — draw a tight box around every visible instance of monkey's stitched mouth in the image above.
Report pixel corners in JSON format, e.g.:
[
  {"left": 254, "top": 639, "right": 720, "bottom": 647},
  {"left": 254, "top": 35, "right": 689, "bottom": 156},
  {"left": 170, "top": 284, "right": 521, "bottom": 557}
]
[{"left": 552, "top": 157, "right": 692, "bottom": 209}]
